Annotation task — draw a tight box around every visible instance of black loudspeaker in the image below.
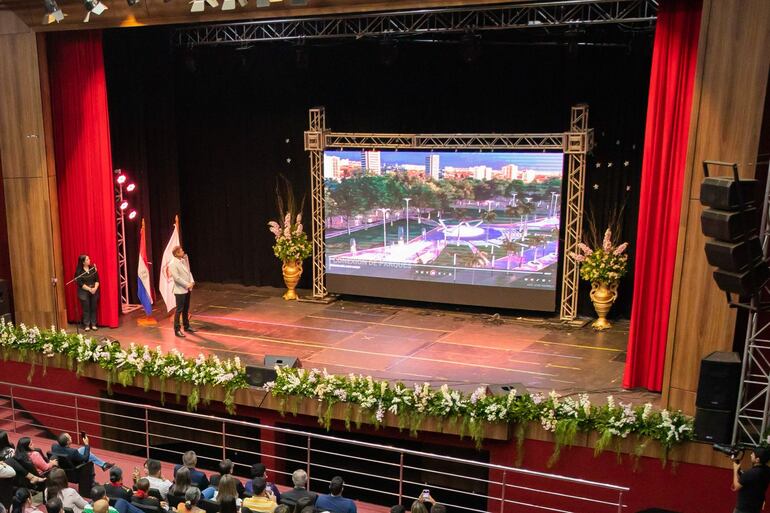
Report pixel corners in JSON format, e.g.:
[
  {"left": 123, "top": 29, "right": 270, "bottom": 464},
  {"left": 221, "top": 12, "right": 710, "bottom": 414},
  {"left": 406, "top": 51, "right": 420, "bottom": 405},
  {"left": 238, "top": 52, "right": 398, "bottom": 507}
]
[
  {"left": 245, "top": 366, "right": 276, "bottom": 387},
  {"left": 705, "top": 237, "right": 763, "bottom": 272},
  {"left": 264, "top": 355, "right": 301, "bottom": 369},
  {"left": 700, "top": 176, "right": 758, "bottom": 210},
  {"left": 701, "top": 208, "right": 758, "bottom": 242},
  {"left": 696, "top": 351, "right": 741, "bottom": 409},
  {"left": 694, "top": 407, "right": 734, "bottom": 444},
  {"left": 488, "top": 383, "right": 529, "bottom": 396},
  {"left": 713, "top": 265, "right": 770, "bottom": 296},
  {"left": 0, "top": 279, "right": 9, "bottom": 316},
  {"left": 245, "top": 356, "right": 301, "bottom": 387}
]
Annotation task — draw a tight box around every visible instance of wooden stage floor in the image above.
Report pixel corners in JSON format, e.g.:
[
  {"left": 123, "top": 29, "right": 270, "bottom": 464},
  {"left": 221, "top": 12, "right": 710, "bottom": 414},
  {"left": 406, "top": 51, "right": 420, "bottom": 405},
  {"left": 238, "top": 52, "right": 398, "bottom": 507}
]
[{"left": 95, "top": 283, "right": 658, "bottom": 403}]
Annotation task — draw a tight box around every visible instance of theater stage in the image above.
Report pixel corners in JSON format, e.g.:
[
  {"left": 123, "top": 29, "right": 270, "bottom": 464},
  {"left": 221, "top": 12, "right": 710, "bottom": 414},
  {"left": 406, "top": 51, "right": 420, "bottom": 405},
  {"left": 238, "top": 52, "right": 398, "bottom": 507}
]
[{"left": 92, "top": 283, "right": 656, "bottom": 404}]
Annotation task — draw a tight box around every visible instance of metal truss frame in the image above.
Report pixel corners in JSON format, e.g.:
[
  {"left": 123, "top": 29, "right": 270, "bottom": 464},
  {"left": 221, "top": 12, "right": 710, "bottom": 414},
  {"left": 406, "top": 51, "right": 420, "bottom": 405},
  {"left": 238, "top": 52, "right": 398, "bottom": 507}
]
[
  {"left": 115, "top": 180, "right": 142, "bottom": 314},
  {"left": 174, "top": 0, "right": 658, "bottom": 47},
  {"left": 304, "top": 105, "right": 593, "bottom": 319},
  {"left": 733, "top": 161, "right": 770, "bottom": 446}
]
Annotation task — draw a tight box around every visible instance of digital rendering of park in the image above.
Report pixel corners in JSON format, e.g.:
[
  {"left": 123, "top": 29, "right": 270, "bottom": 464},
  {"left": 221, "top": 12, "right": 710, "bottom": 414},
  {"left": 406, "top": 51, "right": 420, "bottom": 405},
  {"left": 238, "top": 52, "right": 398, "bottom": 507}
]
[{"left": 323, "top": 151, "right": 563, "bottom": 289}]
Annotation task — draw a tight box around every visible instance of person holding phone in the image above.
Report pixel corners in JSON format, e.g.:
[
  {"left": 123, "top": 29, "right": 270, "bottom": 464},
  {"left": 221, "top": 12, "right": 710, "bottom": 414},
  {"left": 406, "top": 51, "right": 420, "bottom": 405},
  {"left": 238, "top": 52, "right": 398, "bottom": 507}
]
[{"left": 51, "top": 432, "right": 114, "bottom": 472}]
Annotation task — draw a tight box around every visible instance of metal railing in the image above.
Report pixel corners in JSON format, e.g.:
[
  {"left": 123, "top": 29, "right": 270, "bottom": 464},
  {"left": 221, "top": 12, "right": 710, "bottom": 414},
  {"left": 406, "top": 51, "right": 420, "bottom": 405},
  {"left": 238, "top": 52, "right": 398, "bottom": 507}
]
[{"left": 0, "top": 382, "right": 628, "bottom": 513}]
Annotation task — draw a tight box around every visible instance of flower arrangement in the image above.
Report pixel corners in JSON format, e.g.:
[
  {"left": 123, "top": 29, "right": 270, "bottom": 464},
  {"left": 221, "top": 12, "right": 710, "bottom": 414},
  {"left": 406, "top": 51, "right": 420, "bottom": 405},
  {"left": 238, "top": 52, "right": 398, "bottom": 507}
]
[
  {"left": 0, "top": 319, "right": 247, "bottom": 413},
  {"left": 267, "top": 176, "right": 312, "bottom": 263},
  {"left": 266, "top": 366, "right": 693, "bottom": 461},
  {"left": 0, "top": 319, "right": 694, "bottom": 463},
  {"left": 571, "top": 229, "right": 629, "bottom": 285},
  {"left": 268, "top": 213, "right": 312, "bottom": 262}
]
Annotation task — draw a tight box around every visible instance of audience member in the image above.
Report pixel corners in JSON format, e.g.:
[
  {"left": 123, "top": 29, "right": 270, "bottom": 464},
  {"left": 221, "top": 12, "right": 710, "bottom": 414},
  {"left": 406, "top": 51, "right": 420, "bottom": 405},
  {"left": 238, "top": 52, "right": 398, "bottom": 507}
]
[
  {"left": 242, "top": 477, "right": 278, "bottom": 513},
  {"left": 169, "top": 466, "right": 193, "bottom": 498},
  {"left": 210, "top": 475, "right": 242, "bottom": 506},
  {"left": 45, "top": 497, "right": 63, "bottom": 513},
  {"left": 245, "top": 464, "right": 280, "bottom": 502},
  {"left": 134, "top": 459, "right": 172, "bottom": 500},
  {"left": 410, "top": 502, "right": 427, "bottom": 513},
  {"left": 389, "top": 506, "right": 405, "bottom": 513},
  {"left": 87, "top": 500, "right": 113, "bottom": 513},
  {"left": 10, "top": 488, "right": 42, "bottom": 513},
  {"left": 12, "top": 438, "right": 46, "bottom": 482},
  {"left": 280, "top": 470, "right": 316, "bottom": 508},
  {"left": 176, "top": 487, "right": 204, "bottom": 513},
  {"left": 274, "top": 505, "right": 291, "bottom": 513},
  {"left": 87, "top": 485, "right": 145, "bottom": 513},
  {"left": 292, "top": 496, "right": 314, "bottom": 513},
  {"left": 202, "top": 459, "right": 243, "bottom": 500},
  {"left": 300, "top": 506, "right": 315, "bottom": 513},
  {"left": 0, "top": 431, "right": 14, "bottom": 459},
  {"left": 173, "top": 451, "right": 209, "bottom": 490},
  {"left": 0, "top": 458, "right": 14, "bottom": 479},
  {"left": 2, "top": 455, "right": 45, "bottom": 488},
  {"left": 45, "top": 468, "right": 88, "bottom": 513},
  {"left": 132, "top": 478, "right": 166, "bottom": 510},
  {"left": 106, "top": 467, "right": 133, "bottom": 502},
  {"left": 217, "top": 495, "right": 237, "bottom": 513},
  {"left": 315, "top": 476, "right": 356, "bottom": 513},
  {"left": 431, "top": 505, "right": 446, "bottom": 513},
  {"left": 15, "top": 437, "right": 56, "bottom": 475},
  {"left": 51, "top": 433, "right": 114, "bottom": 471}
]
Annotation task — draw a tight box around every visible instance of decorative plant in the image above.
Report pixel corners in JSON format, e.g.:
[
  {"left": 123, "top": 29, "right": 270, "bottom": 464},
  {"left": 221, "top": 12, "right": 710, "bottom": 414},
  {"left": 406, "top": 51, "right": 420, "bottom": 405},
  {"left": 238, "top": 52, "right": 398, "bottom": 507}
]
[
  {"left": 572, "top": 228, "right": 629, "bottom": 285},
  {"left": 267, "top": 176, "right": 312, "bottom": 263},
  {"left": 1, "top": 319, "right": 695, "bottom": 464}
]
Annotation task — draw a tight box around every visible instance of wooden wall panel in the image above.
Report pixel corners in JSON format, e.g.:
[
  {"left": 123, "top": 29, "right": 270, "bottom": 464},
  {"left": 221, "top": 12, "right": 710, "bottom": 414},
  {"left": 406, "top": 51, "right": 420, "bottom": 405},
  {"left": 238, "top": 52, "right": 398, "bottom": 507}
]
[
  {"left": 664, "top": 0, "right": 770, "bottom": 412},
  {"left": 0, "top": 31, "right": 45, "bottom": 179},
  {"left": 0, "top": 16, "right": 65, "bottom": 327},
  {"left": 3, "top": 177, "right": 56, "bottom": 327}
]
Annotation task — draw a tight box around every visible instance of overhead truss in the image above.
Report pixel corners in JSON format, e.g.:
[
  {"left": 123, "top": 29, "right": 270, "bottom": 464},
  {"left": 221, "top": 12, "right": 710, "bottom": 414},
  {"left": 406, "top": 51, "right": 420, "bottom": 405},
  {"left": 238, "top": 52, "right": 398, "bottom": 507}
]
[
  {"left": 175, "top": 0, "right": 658, "bottom": 47},
  {"left": 304, "top": 105, "right": 593, "bottom": 319}
]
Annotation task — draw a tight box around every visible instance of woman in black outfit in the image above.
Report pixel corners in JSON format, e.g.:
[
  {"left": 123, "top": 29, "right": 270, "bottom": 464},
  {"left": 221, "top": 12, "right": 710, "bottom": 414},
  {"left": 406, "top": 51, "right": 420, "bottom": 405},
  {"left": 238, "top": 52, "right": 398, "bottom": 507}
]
[{"left": 75, "top": 254, "right": 99, "bottom": 331}]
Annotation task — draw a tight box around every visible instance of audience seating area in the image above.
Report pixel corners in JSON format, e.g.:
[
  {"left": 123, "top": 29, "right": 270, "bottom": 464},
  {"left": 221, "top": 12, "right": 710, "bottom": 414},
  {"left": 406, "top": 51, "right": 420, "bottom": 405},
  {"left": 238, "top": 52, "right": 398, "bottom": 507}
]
[{"left": 0, "top": 431, "right": 388, "bottom": 513}]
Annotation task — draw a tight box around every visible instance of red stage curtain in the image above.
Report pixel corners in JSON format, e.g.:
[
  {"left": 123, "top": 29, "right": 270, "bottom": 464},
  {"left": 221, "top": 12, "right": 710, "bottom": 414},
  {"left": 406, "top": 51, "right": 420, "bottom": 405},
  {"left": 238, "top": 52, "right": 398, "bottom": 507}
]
[
  {"left": 49, "top": 31, "right": 119, "bottom": 328},
  {"left": 623, "top": 0, "right": 702, "bottom": 391}
]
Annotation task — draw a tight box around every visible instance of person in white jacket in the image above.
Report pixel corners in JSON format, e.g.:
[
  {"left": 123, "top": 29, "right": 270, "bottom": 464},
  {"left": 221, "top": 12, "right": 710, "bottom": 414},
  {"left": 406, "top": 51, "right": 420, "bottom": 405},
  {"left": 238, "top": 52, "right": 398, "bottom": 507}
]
[{"left": 169, "top": 246, "right": 198, "bottom": 338}]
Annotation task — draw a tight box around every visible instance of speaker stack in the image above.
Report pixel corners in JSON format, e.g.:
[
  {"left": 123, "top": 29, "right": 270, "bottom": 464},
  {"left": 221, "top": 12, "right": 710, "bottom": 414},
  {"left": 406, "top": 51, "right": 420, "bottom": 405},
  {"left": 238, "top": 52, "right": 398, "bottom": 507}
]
[
  {"left": 245, "top": 355, "right": 301, "bottom": 387},
  {"left": 700, "top": 174, "right": 769, "bottom": 297},
  {"left": 693, "top": 351, "right": 741, "bottom": 444}
]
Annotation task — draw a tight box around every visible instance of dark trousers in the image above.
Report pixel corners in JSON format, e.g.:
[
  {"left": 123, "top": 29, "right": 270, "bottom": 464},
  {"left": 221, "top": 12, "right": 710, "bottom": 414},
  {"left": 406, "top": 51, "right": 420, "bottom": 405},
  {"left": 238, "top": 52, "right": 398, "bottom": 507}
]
[
  {"left": 174, "top": 292, "right": 191, "bottom": 330},
  {"left": 79, "top": 292, "right": 98, "bottom": 327}
]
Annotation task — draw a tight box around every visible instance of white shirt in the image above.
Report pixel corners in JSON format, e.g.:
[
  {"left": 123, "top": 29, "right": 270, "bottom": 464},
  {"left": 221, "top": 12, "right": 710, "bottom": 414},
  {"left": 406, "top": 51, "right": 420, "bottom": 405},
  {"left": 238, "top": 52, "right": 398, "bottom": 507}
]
[{"left": 147, "top": 475, "right": 173, "bottom": 499}]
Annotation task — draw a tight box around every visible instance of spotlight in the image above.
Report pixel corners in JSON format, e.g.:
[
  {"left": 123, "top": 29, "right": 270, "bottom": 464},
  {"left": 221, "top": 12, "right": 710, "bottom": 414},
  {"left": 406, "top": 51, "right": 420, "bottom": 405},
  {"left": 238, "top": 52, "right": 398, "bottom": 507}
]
[
  {"left": 256, "top": 0, "right": 269, "bottom": 6},
  {"left": 237, "top": 0, "right": 247, "bottom": 6},
  {"left": 126, "top": 183, "right": 136, "bottom": 192},
  {"left": 128, "top": 210, "right": 137, "bottom": 220},
  {"left": 127, "top": 0, "right": 139, "bottom": 5},
  {"left": 120, "top": 201, "right": 128, "bottom": 210},
  {"left": 83, "top": 0, "right": 108, "bottom": 22},
  {"left": 222, "top": 0, "right": 234, "bottom": 10},
  {"left": 116, "top": 174, "right": 126, "bottom": 184},
  {"left": 42, "top": 0, "right": 65, "bottom": 24}
]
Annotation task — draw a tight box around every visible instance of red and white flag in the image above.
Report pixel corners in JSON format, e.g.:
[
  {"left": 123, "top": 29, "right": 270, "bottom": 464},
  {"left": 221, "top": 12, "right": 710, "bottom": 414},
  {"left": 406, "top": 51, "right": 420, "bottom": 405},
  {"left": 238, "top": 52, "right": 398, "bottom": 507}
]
[{"left": 159, "top": 219, "right": 180, "bottom": 313}]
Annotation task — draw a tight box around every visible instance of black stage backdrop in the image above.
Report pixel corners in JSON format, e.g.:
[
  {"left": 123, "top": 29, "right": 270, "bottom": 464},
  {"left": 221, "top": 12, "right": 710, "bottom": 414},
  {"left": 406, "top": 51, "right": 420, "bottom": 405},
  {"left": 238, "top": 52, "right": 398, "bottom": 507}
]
[{"left": 103, "top": 27, "right": 652, "bottom": 317}]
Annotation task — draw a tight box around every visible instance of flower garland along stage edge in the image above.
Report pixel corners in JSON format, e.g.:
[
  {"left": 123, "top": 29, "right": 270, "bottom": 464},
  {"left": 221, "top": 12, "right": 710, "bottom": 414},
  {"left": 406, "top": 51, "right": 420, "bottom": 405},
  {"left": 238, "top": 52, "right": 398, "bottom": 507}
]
[
  {"left": 0, "top": 321, "right": 694, "bottom": 462},
  {"left": 0, "top": 320, "right": 248, "bottom": 413}
]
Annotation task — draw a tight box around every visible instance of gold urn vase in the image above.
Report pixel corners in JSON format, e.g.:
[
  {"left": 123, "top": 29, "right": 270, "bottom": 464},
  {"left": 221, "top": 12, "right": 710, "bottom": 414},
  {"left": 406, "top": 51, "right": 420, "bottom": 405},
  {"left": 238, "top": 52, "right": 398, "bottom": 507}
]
[
  {"left": 590, "top": 281, "right": 618, "bottom": 330},
  {"left": 282, "top": 260, "right": 303, "bottom": 300}
]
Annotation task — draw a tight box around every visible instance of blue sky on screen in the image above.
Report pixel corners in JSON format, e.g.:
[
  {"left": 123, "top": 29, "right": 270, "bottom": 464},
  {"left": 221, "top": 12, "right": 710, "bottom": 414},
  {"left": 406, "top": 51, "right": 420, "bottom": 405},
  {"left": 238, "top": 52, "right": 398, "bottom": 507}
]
[{"left": 326, "top": 150, "right": 564, "bottom": 172}]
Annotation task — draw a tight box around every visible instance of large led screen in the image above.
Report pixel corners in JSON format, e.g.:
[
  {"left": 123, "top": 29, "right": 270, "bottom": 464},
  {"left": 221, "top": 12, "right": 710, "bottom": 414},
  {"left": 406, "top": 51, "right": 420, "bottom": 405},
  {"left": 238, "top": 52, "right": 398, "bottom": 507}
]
[{"left": 323, "top": 150, "right": 564, "bottom": 311}]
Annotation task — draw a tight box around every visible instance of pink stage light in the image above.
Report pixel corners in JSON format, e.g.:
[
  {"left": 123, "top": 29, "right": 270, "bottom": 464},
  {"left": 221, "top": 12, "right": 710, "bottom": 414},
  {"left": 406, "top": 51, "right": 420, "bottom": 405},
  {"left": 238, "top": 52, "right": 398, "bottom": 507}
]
[
  {"left": 116, "top": 175, "right": 127, "bottom": 185},
  {"left": 128, "top": 210, "right": 137, "bottom": 220},
  {"left": 120, "top": 201, "right": 128, "bottom": 210},
  {"left": 126, "top": 183, "right": 136, "bottom": 192}
]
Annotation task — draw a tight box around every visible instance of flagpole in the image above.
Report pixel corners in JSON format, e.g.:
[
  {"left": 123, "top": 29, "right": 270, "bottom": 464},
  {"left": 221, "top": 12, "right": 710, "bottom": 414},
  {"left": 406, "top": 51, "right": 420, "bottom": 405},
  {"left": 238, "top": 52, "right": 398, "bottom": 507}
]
[{"left": 137, "top": 217, "right": 158, "bottom": 326}]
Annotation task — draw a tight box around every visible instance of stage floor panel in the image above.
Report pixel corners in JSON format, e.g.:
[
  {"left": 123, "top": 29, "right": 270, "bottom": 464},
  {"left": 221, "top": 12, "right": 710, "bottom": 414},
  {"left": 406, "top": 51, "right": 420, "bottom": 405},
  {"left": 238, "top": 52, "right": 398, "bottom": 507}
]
[{"left": 91, "top": 283, "right": 658, "bottom": 404}]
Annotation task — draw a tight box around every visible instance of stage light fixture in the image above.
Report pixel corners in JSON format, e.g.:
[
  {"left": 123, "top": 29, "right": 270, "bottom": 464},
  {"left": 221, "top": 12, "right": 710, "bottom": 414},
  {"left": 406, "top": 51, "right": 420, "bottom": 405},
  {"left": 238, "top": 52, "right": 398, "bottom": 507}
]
[
  {"left": 256, "top": 0, "right": 269, "bottom": 6},
  {"left": 83, "top": 0, "right": 108, "bottom": 22},
  {"left": 288, "top": 0, "right": 308, "bottom": 5},
  {"left": 128, "top": 210, "right": 137, "bottom": 220},
  {"left": 126, "top": 183, "right": 136, "bottom": 192},
  {"left": 190, "top": 0, "right": 216, "bottom": 12},
  {"left": 237, "top": 0, "right": 247, "bottom": 6},
  {"left": 126, "top": 0, "right": 139, "bottom": 6},
  {"left": 222, "top": 0, "right": 235, "bottom": 10},
  {"left": 42, "top": 0, "right": 65, "bottom": 24},
  {"left": 116, "top": 174, "right": 126, "bottom": 184},
  {"left": 120, "top": 201, "right": 128, "bottom": 210}
]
